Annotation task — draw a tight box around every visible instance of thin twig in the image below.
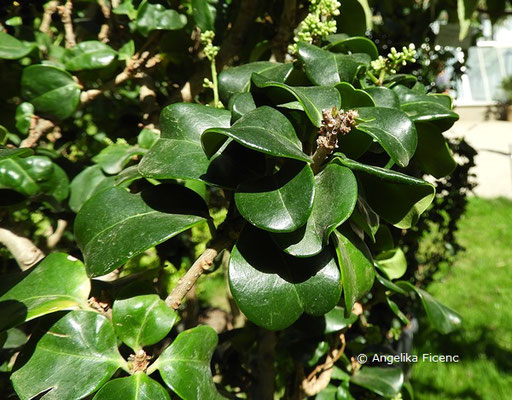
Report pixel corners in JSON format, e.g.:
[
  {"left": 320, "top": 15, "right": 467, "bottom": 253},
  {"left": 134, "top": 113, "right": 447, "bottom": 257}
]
[
  {"left": 20, "top": 116, "right": 55, "bottom": 148},
  {"left": 40, "top": 0, "right": 59, "bottom": 36},
  {"left": 0, "top": 228, "right": 45, "bottom": 271},
  {"left": 97, "top": 0, "right": 112, "bottom": 43},
  {"left": 46, "top": 219, "right": 68, "bottom": 249},
  {"left": 58, "top": 0, "right": 76, "bottom": 48}
]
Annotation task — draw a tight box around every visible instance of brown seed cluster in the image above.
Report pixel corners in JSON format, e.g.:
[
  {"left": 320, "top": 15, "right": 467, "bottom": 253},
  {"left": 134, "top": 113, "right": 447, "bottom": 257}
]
[
  {"left": 317, "top": 107, "right": 359, "bottom": 150},
  {"left": 128, "top": 349, "right": 152, "bottom": 373}
]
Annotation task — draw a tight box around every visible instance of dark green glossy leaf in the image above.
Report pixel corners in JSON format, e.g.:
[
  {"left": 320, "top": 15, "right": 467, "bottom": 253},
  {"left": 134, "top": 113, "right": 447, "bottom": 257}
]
[
  {"left": 375, "top": 272, "right": 407, "bottom": 295},
  {"left": 93, "top": 374, "right": 170, "bottom": 400},
  {"left": 0, "top": 148, "right": 33, "bottom": 161},
  {"left": 112, "top": 294, "right": 177, "bottom": 351},
  {"left": 350, "top": 367, "right": 404, "bottom": 397},
  {"left": 21, "top": 65, "right": 80, "bottom": 120},
  {"left": 298, "top": 42, "right": 371, "bottom": 87},
  {"left": 386, "top": 297, "right": 410, "bottom": 325},
  {"left": 397, "top": 281, "right": 462, "bottom": 334},
  {"left": 114, "top": 165, "right": 142, "bottom": 186},
  {"left": 228, "top": 92, "right": 256, "bottom": 122},
  {"left": 137, "top": 128, "right": 160, "bottom": 149},
  {"left": 413, "top": 122, "right": 457, "bottom": 178},
  {"left": 0, "top": 253, "right": 90, "bottom": 331},
  {"left": 252, "top": 73, "right": 341, "bottom": 127},
  {"left": 136, "top": 1, "right": 187, "bottom": 36},
  {"left": 229, "top": 225, "right": 342, "bottom": 330},
  {"left": 74, "top": 184, "right": 209, "bottom": 277},
  {"left": 324, "top": 306, "right": 358, "bottom": 334},
  {"left": 335, "top": 82, "right": 375, "bottom": 108},
  {"left": 355, "top": 107, "right": 417, "bottom": 167},
  {"left": 154, "top": 325, "right": 225, "bottom": 400},
  {"left": 64, "top": 41, "right": 117, "bottom": 71},
  {"left": 364, "top": 87, "right": 400, "bottom": 108},
  {"left": 350, "top": 196, "right": 379, "bottom": 241},
  {"left": 218, "top": 61, "right": 294, "bottom": 102},
  {"left": 235, "top": 161, "right": 314, "bottom": 232},
  {"left": 334, "top": 156, "right": 435, "bottom": 229},
  {"left": 0, "top": 156, "right": 69, "bottom": 201},
  {"left": 191, "top": 0, "right": 216, "bottom": 31},
  {"left": 336, "top": 0, "right": 372, "bottom": 36},
  {"left": 0, "top": 32, "right": 35, "bottom": 59},
  {"left": 69, "top": 165, "right": 116, "bottom": 213},
  {"left": 326, "top": 34, "right": 378, "bottom": 59},
  {"left": 15, "top": 102, "right": 34, "bottom": 134},
  {"left": 202, "top": 106, "right": 311, "bottom": 163},
  {"left": 376, "top": 248, "right": 407, "bottom": 280},
  {"left": 333, "top": 229, "right": 374, "bottom": 315},
  {"left": 272, "top": 163, "right": 357, "bottom": 256},
  {"left": 11, "top": 311, "right": 124, "bottom": 400},
  {"left": 93, "top": 144, "right": 145, "bottom": 175}
]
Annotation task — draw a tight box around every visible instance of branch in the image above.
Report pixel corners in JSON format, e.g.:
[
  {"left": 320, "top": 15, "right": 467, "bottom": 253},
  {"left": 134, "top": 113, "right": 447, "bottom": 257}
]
[
  {"left": 46, "top": 219, "right": 68, "bottom": 249},
  {"left": 0, "top": 228, "right": 45, "bottom": 271},
  {"left": 40, "top": 1, "right": 59, "bottom": 36},
  {"left": 138, "top": 74, "right": 159, "bottom": 129},
  {"left": 165, "top": 235, "right": 233, "bottom": 310},
  {"left": 271, "top": 0, "right": 297, "bottom": 62},
  {"left": 58, "top": 0, "right": 76, "bottom": 48},
  {"left": 97, "top": 0, "right": 112, "bottom": 43},
  {"left": 20, "top": 116, "right": 55, "bottom": 148}
]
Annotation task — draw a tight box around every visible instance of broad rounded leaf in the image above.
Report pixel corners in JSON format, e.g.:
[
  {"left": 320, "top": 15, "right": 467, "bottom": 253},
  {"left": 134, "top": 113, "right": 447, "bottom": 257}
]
[
  {"left": 93, "top": 374, "right": 170, "bottom": 400},
  {"left": 69, "top": 165, "right": 116, "bottom": 213},
  {"left": 235, "top": 161, "right": 315, "bottom": 232},
  {"left": 272, "top": 163, "right": 357, "bottom": 256},
  {"left": 333, "top": 229, "right": 375, "bottom": 316},
  {"left": 93, "top": 144, "right": 145, "bottom": 175},
  {"left": 324, "top": 306, "right": 358, "bottom": 334},
  {"left": 355, "top": 107, "right": 417, "bottom": 168},
  {"left": 21, "top": 65, "right": 80, "bottom": 120},
  {"left": 252, "top": 73, "right": 341, "bottom": 127},
  {"left": 228, "top": 92, "right": 257, "bottom": 122},
  {"left": 154, "top": 325, "right": 225, "bottom": 400},
  {"left": 202, "top": 106, "right": 311, "bottom": 163},
  {"left": 218, "top": 61, "right": 294, "bottom": 102},
  {"left": 74, "top": 184, "right": 209, "bottom": 277},
  {"left": 0, "top": 32, "right": 35, "bottom": 59},
  {"left": 0, "top": 253, "right": 90, "bottom": 331},
  {"left": 335, "top": 156, "right": 435, "bottom": 229},
  {"left": 326, "top": 34, "right": 378, "bottom": 59},
  {"left": 64, "top": 41, "right": 117, "bottom": 71},
  {"left": 364, "top": 87, "right": 400, "bottom": 108},
  {"left": 15, "top": 102, "right": 34, "bottom": 134},
  {"left": 11, "top": 311, "right": 124, "bottom": 400},
  {"left": 376, "top": 248, "right": 407, "bottom": 280},
  {"left": 397, "top": 281, "right": 462, "bottom": 334},
  {"left": 413, "top": 122, "right": 457, "bottom": 178},
  {"left": 298, "top": 42, "right": 370, "bottom": 87},
  {"left": 229, "top": 225, "right": 342, "bottom": 330},
  {"left": 136, "top": 1, "right": 187, "bottom": 36},
  {"left": 350, "top": 367, "right": 404, "bottom": 397},
  {"left": 191, "top": 0, "right": 216, "bottom": 31},
  {"left": 335, "top": 82, "right": 375, "bottom": 108},
  {"left": 112, "top": 295, "right": 177, "bottom": 351}
]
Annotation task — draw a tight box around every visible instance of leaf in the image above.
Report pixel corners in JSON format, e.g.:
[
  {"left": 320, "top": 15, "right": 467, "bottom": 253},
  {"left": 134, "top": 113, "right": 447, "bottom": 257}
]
[
  {"left": 272, "top": 163, "right": 357, "bottom": 256},
  {"left": 386, "top": 297, "right": 410, "bottom": 325},
  {"left": 136, "top": 1, "right": 187, "bottom": 36},
  {"left": 0, "top": 156, "right": 69, "bottom": 201},
  {"left": 229, "top": 225, "right": 341, "bottom": 330},
  {"left": 228, "top": 92, "right": 256, "bottom": 122},
  {"left": 458, "top": 0, "right": 478, "bottom": 40},
  {"left": 0, "top": 253, "right": 90, "bottom": 331},
  {"left": 202, "top": 106, "right": 311, "bottom": 163},
  {"left": 350, "top": 196, "right": 379, "bottom": 241},
  {"left": 334, "top": 156, "right": 435, "bottom": 229},
  {"left": 191, "top": 0, "right": 216, "bottom": 32},
  {"left": 154, "top": 325, "right": 225, "bottom": 400},
  {"left": 218, "top": 61, "right": 294, "bottom": 102},
  {"left": 93, "top": 144, "right": 146, "bottom": 175},
  {"left": 324, "top": 306, "right": 358, "bottom": 334},
  {"left": 413, "top": 122, "right": 457, "bottom": 179},
  {"left": 350, "top": 367, "right": 404, "bottom": 397},
  {"left": 397, "top": 281, "right": 462, "bottom": 334},
  {"left": 118, "top": 40, "right": 135, "bottom": 61},
  {"left": 69, "top": 165, "right": 116, "bottom": 213},
  {"left": 0, "top": 148, "right": 33, "bottom": 161},
  {"left": 335, "top": 82, "right": 375, "bottom": 108},
  {"left": 252, "top": 73, "right": 341, "bottom": 127},
  {"left": 112, "top": 295, "right": 177, "bottom": 351},
  {"left": 64, "top": 41, "right": 117, "bottom": 71},
  {"left": 93, "top": 374, "right": 170, "bottom": 400},
  {"left": 15, "top": 102, "right": 34, "bottom": 134},
  {"left": 364, "top": 87, "right": 400, "bottom": 108},
  {"left": 235, "top": 161, "right": 315, "bottom": 232},
  {"left": 0, "top": 32, "right": 35, "bottom": 59},
  {"left": 298, "top": 42, "right": 371, "bottom": 87},
  {"left": 74, "top": 184, "right": 209, "bottom": 277},
  {"left": 137, "top": 128, "right": 160, "bottom": 149},
  {"left": 333, "top": 229, "right": 374, "bottom": 316},
  {"left": 355, "top": 107, "right": 417, "bottom": 168},
  {"left": 337, "top": 0, "right": 373, "bottom": 36},
  {"left": 21, "top": 65, "right": 80, "bottom": 120},
  {"left": 326, "top": 35, "right": 378, "bottom": 60},
  {"left": 376, "top": 248, "right": 407, "bottom": 280},
  {"left": 11, "top": 311, "right": 124, "bottom": 400},
  {"left": 113, "top": 0, "right": 138, "bottom": 20}
]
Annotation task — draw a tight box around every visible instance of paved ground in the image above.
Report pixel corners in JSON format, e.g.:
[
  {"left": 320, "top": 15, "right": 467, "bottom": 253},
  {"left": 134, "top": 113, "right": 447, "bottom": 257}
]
[{"left": 447, "top": 119, "right": 512, "bottom": 198}]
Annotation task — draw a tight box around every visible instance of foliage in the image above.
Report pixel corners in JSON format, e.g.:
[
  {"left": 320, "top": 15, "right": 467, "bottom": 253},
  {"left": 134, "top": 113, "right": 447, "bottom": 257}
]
[{"left": 0, "top": 1, "right": 475, "bottom": 399}]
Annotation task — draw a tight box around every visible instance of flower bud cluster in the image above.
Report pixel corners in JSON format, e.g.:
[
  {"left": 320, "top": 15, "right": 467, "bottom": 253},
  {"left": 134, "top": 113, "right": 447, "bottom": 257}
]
[{"left": 371, "top": 44, "right": 417, "bottom": 75}]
